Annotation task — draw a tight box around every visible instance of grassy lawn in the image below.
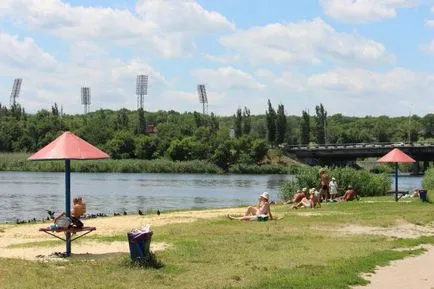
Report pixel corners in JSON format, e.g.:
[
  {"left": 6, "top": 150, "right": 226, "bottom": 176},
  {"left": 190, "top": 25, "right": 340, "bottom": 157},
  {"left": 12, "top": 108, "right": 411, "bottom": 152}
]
[{"left": 0, "top": 198, "right": 433, "bottom": 289}]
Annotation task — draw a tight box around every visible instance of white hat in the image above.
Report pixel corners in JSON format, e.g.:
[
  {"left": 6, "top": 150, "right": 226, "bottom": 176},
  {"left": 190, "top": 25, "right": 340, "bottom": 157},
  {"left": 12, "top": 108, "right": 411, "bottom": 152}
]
[
  {"left": 260, "top": 192, "right": 269, "bottom": 200},
  {"left": 332, "top": 177, "right": 336, "bottom": 181},
  {"left": 302, "top": 187, "right": 307, "bottom": 192}
]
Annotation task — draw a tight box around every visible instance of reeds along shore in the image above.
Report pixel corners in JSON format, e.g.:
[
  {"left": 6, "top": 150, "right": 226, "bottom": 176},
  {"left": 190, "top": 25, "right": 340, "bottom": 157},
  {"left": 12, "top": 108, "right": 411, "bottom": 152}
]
[{"left": 0, "top": 153, "right": 296, "bottom": 174}]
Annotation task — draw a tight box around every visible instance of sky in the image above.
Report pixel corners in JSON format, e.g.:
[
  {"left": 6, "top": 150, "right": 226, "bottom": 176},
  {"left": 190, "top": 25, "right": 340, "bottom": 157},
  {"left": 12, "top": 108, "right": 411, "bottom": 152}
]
[{"left": 0, "top": 0, "right": 434, "bottom": 117}]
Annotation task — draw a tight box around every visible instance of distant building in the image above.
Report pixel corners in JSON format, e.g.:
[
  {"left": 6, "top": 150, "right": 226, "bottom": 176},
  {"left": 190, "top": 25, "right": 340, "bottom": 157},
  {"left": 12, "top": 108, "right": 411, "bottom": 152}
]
[{"left": 146, "top": 124, "right": 157, "bottom": 134}]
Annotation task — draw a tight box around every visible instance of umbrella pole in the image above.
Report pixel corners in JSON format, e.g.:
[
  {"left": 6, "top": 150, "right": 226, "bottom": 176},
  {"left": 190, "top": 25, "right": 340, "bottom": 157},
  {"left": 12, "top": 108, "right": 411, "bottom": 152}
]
[
  {"left": 65, "top": 159, "right": 71, "bottom": 256},
  {"left": 395, "top": 162, "right": 398, "bottom": 202}
]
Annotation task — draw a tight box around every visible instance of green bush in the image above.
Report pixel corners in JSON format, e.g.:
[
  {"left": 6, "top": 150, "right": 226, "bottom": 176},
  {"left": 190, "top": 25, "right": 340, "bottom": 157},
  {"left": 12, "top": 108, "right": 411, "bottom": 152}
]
[
  {"left": 280, "top": 166, "right": 390, "bottom": 200},
  {"left": 422, "top": 168, "right": 434, "bottom": 190}
]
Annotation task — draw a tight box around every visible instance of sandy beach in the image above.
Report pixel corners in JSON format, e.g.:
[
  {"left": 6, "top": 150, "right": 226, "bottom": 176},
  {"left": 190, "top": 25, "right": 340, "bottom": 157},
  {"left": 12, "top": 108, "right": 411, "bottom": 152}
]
[
  {"left": 1, "top": 207, "right": 434, "bottom": 288},
  {"left": 0, "top": 207, "right": 243, "bottom": 260}
]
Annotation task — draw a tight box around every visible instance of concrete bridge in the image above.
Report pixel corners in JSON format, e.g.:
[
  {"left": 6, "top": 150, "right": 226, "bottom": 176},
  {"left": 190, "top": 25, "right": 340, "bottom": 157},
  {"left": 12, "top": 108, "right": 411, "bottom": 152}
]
[{"left": 282, "top": 142, "right": 434, "bottom": 168}]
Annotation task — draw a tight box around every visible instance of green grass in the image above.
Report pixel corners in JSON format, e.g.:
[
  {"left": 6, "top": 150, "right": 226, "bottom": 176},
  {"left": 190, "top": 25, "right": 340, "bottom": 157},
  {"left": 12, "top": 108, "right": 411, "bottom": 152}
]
[{"left": 1, "top": 199, "right": 433, "bottom": 289}]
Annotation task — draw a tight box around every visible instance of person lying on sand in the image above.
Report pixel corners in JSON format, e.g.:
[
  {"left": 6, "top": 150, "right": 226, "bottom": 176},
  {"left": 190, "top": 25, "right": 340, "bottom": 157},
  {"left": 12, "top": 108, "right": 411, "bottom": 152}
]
[
  {"left": 228, "top": 192, "right": 273, "bottom": 221},
  {"left": 292, "top": 189, "right": 321, "bottom": 209}
]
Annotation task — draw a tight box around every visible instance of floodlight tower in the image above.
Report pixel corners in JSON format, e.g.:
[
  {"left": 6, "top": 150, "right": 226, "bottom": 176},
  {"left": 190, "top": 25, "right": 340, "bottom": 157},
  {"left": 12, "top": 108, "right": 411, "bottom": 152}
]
[
  {"left": 10, "top": 78, "right": 22, "bottom": 107},
  {"left": 197, "top": 84, "right": 208, "bottom": 115},
  {"left": 136, "top": 75, "right": 148, "bottom": 110},
  {"left": 81, "top": 87, "right": 91, "bottom": 114}
]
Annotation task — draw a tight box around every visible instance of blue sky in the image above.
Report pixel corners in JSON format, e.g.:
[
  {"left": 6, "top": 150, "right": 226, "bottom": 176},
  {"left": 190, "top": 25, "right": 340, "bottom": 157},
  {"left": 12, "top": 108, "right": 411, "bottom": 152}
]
[{"left": 0, "top": 0, "right": 433, "bottom": 116}]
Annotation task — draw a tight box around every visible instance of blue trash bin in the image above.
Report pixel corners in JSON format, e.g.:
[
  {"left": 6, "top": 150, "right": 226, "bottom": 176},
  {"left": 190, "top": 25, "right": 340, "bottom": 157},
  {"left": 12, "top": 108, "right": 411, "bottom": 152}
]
[
  {"left": 419, "top": 190, "right": 428, "bottom": 202},
  {"left": 127, "top": 231, "right": 153, "bottom": 262}
]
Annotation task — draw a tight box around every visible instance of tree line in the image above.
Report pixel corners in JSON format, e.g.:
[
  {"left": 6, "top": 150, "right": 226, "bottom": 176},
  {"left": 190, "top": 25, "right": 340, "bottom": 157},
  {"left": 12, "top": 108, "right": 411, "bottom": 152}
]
[{"left": 1, "top": 101, "right": 434, "bottom": 171}]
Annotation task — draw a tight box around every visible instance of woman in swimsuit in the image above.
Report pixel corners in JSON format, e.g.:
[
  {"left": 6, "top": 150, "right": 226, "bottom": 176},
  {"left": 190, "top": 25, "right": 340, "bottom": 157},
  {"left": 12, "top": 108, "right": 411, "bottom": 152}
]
[{"left": 228, "top": 192, "right": 273, "bottom": 221}]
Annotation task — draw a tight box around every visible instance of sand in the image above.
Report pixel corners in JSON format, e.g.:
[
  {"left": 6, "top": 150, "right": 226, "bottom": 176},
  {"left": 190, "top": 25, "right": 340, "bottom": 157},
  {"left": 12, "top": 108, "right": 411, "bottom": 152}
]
[{"left": 0, "top": 207, "right": 243, "bottom": 261}]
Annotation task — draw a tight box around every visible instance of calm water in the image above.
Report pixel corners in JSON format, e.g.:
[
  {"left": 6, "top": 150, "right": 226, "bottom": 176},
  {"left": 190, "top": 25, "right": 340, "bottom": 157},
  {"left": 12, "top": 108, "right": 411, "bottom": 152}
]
[{"left": 0, "top": 172, "right": 423, "bottom": 222}]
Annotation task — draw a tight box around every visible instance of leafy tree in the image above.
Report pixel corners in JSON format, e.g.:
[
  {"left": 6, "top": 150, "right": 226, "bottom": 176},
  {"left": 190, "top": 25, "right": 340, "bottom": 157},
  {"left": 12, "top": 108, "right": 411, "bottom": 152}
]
[
  {"left": 315, "top": 103, "right": 327, "bottom": 144},
  {"left": 210, "top": 113, "right": 220, "bottom": 133},
  {"left": 300, "top": 110, "right": 310, "bottom": 145},
  {"left": 135, "top": 135, "right": 157, "bottom": 159},
  {"left": 250, "top": 139, "right": 268, "bottom": 163},
  {"left": 266, "top": 99, "right": 276, "bottom": 145},
  {"left": 116, "top": 108, "right": 129, "bottom": 130},
  {"left": 374, "top": 116, "right": 391, "bottom": 143},
  {"left": 193, "top": 111, "right": 203, "bottom": 128},
  {"left": 212, "top": 141, "right": 235, "bottom": 171},
  {"left": 234, "top": 108, "right": 242, "bottom": 138},
  {"left": 242, "top": 107, "right": 251, "bottom": 135},
  {"left": 422, "top": 114, "right": 434, "bottom": 138},
  {"left": 51, "top": 103, "right": 59, "bottom": 116},
  {"left": 136, "top": 108, "right": 147, "bottom": 135},
  {"left": 276, "top": 104, "right": 287, "bottom": 145},
  {"left": 105, "top": 130, "right": 136, "bottom": 159}
]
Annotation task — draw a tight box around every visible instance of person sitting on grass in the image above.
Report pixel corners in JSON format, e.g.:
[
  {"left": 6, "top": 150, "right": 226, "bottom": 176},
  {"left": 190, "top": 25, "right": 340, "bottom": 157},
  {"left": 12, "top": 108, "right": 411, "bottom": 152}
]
[
  {"left": 342, "top": 185, "right": 359, "bottom": 201},
  {"left": 228, "top": 192, "right": 273, "bottom": 221},
  {"left": 285, "top": 188, "right": 307, "bottom": 204},
  {"left": 292, "top": 189, "right": 321, "bottom": 209}
]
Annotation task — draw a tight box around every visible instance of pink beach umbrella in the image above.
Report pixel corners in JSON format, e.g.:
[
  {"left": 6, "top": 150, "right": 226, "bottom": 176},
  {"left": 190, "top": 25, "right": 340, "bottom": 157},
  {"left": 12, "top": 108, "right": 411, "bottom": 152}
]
[
  {"left": 377, "top": 148, "right": 415, "bottom": 202},
  {"left": 28, "top": 131, "right": 109, "bottom": 256}
]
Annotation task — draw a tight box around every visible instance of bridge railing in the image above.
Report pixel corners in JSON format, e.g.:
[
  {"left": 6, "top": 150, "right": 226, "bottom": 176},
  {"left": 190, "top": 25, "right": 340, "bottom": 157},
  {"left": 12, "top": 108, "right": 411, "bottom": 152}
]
[{"left": 281, "top": 141, "right": 434, "bottom": 151}]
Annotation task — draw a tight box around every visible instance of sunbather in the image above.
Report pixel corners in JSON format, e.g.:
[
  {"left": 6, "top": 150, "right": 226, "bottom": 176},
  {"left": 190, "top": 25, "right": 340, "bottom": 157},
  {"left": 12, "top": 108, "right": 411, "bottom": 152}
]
[
  {"left": 228, "top": 192, "right": 273, "bottom": 221},
  {"left": 292, "top": 189, "right": 321, "bottom": 209},
  {"left": 343, "top": 185, "right": 358, "bottom": 201},
  {"left": 285, "top": 188, "right": 307, "bottom": 204},
  {"left": 53, "top": 197, "right": 86, "bottom": 228}
]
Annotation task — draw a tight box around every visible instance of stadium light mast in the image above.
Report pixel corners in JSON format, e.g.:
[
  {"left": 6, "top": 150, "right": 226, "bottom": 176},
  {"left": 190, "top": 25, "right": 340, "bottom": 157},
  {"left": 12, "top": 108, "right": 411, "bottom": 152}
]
[
  {"left": 81, "top": 87, "right": 91, "bottom": 115},
  {"left": 136, "top": 75, "right": 148, "bottom": 110},
  {"left": 197, "top": 84, "right": 208, "bottom": 115},
  {"left": 10, "top": 78, "right": 22, "bottom": 107}
]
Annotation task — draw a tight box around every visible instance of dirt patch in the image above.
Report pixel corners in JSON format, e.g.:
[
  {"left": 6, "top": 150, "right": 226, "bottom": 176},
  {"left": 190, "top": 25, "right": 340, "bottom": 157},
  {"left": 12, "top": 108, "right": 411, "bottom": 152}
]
[
  {"left": 293, "top": 211, "right": 350, "bottom": 217},
  {"left": 352, "top": 245, "right": 434, "bottom": 289},
  {"left": 336, "top": 220, "right": 434, "bottom": 239}
]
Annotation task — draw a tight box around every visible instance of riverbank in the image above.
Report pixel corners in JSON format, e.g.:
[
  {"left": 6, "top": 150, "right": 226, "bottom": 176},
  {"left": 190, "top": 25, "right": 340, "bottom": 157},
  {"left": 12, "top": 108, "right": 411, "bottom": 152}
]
[
  {"left": 0, "top": 153, "right": 297, "bottom": 174},
  {"left": 1, "top": 198, "right": 434, "bottom": 288}
]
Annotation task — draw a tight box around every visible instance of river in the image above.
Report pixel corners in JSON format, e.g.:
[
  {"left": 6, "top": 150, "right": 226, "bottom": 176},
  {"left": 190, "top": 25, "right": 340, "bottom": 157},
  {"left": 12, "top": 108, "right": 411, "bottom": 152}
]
[{"left": 0, "top": 172, "right": 423, "bottom": 222}]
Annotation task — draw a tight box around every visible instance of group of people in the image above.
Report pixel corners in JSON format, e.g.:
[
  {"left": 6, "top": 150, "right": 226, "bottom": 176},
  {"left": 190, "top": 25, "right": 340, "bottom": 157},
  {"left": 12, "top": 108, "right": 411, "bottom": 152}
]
[
  {"left": 288, "top": 168, "right": 359, "bottom": 209},
  {"left": 227, "top": 168, "right": 360, "bottom": 221}
]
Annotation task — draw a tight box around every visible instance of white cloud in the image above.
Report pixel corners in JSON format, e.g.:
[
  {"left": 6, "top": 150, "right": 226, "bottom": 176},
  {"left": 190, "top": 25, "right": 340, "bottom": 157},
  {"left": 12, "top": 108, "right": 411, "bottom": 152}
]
[
  {"left": 0, "top": 33, "right": 58, "bottom": 70},
  {"left": 426, "top": 19, "right": 434, "bottom": 28},
  {"left": 420, "top": 40, "right": 434, "bottom": 54},
  {"left": 192, "top": 66, "right": 266, "bottom": 90},
  {"left": 203, "top": 53, "right": 241, "bottom": 64},
  {"left": 0, "top": 33, "right": 167, "bottom": 113},
  {"left": 320, "top": 0, "right": 417, "bottom": 23},
  {"left": 136, "top": 0, "right": 235, "bottom": 33},
  {"left": 219, "top": 18, "right": 394, "bottom": 67},
  {"left": 0, "top": 0, "right": 234, "bottom": 58},
  {"left": 234, "top": 67, "right": 434, "bottom": 116}
]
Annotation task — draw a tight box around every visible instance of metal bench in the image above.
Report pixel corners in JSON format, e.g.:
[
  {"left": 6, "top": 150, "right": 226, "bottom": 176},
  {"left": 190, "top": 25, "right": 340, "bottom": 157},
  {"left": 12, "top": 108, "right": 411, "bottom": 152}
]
[{"left": 39, "top": 226, "right": 96, "bottom": 242}]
